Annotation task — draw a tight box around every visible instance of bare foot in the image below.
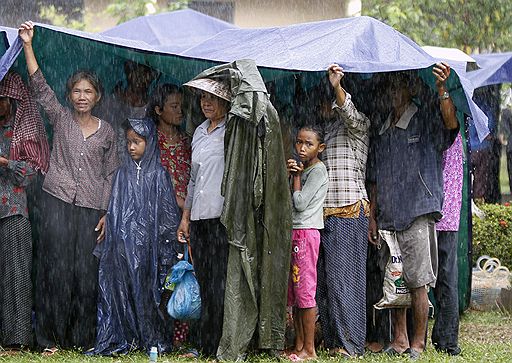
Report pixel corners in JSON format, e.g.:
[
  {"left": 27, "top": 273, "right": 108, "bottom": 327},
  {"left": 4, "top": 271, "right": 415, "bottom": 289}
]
[
  {"left": 366, "top": 342, "right": 384, "bottom": 353},
  {"left": 296, "top": 350, "right": 317, "bottom": 361}
]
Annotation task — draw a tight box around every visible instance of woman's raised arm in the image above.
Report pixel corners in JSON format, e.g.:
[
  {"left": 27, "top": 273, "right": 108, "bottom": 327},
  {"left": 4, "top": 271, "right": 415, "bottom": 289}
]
[{"left": 19, "top": 21, "right": 39, "bottom": 76}]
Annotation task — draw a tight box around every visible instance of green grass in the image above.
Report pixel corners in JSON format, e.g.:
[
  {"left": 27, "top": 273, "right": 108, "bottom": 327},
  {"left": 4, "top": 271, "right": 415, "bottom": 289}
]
[{"left": 1, "top": 310, "right": 511, "bottom": 362}]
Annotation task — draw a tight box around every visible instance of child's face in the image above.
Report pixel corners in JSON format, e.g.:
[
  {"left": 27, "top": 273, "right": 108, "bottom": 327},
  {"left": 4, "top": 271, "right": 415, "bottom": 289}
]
[
  {"left": 126, "top": 129, "right": 146, "bottom": 161},
  {"left": 295, "top": 129, "right": 325, "bottom": 165}
]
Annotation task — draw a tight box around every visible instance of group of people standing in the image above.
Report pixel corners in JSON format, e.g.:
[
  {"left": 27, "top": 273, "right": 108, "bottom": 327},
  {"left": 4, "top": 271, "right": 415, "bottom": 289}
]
[
  {"left": 0, "top": 20, "right": 462, "bottom": 361},
  {"left": 284, "top": 62, "right": 461, "bottom": 361}
]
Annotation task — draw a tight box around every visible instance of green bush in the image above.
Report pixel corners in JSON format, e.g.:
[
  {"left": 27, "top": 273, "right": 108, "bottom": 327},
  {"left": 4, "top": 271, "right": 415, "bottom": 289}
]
[{"left": 472, "top": 202, "right": 512, "bottom": 269}]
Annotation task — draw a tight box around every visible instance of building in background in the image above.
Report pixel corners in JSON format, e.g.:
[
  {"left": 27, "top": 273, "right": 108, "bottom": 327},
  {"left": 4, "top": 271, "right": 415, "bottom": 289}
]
[
  {"left": 190, "top": 0, "right": 361, "bottom": 27},
  {"left": 0, "top": 0, "right": 362, "bottom": 32}
]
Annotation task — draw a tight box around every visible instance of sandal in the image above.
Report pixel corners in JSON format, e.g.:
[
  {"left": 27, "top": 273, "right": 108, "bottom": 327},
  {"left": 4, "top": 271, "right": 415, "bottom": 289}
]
[
  {"left": 178, "top": 347, "right": 199, "bottom": 359},
  {"left": 0, "top": 349, "right": 21, "bottom": 357},
  {"left": 329, "top": 347, "right": 352, "bottom": 358},
  {"left": 288, "top": 353, "right": 303, "bottom": 362},
  {"left": 42, "top": 347, "right": 59, "bottom": 356}
]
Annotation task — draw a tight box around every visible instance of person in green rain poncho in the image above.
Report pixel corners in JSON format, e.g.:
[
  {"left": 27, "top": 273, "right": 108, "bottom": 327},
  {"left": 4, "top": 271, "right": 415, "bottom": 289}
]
[{"left": 177, "top": 59, "right": 292, "bottom": 360}]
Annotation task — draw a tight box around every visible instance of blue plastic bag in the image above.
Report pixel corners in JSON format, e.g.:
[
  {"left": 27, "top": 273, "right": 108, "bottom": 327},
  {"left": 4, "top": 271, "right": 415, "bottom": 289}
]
[{"left": 167, "top": 248, "right": 201, "bottom": 320}]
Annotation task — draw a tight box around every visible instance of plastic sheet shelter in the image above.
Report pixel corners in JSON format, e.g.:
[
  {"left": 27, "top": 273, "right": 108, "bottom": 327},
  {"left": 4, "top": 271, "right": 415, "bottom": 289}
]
[
  {"left": 101, "top": 9, "right": 237, "bottom": 53},
  {"left": 468, "top": 52, "right": 512, "bottom": 88},
  {"left": 0, "top": 15, "right": 493, "bottom": 352},
  {"left": 0, "top": 26, "right": 17, "bottom": 47}
]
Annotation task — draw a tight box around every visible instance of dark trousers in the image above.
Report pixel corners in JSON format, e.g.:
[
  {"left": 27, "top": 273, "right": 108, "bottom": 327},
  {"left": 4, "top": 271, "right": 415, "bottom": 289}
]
[
  {"left": 0, "top": 216, "right": 33, "bottom": 347},
  {"left": 507, "top": 150, "right": 512, "bottom": 193},
  {"left": 189, "top": 218, "right": 229, "bottom": 357},
  {"left": 365, "top": 243, "right": 391, "bottom": 346},
  {"left": 432, "top": 231, "right": 460, "bottom": 351},
  {"left": 35, "top": 192, "right": 101, "bottom": 349}
]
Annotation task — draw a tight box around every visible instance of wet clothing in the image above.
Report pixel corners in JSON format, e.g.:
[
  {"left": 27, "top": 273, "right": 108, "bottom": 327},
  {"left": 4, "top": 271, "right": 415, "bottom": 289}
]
[
  {"left": 1, "top": 117, "right": 37, "bottom": 219},
  {"left": 0, "top": 71, "right": 49, "bottom": 173},
  {"left": 437, "top": 133, "right": 463, "bottom": 231},
  {"left": 323, "top": 94, "right": 370, "bottom": 208},
  {"left": 394, "top": 214, "right": 438, "bottom": 288},
  {"left": 189, "top": 218, "right": 229, "bottom": 357},
  {"left": 94, "top": 118, "right": 180, "bottom": 355},
  {"left": 35, "top": 192, "right": 102, "bottom": 349},
  {"left": 0, "top": 72, "right": 47, "bottom": 348},
  {"left": 0, "top": 215, "right": 32, "bottom": 347},
  {"left": 432, "top": 231, "right": 460, "bottom": 354},
  {"left": 291, "top": 162, "right": 328, "bottom": 229},
  {"left": 317, "top": 208, "right": 368, "bottom": 356},
  {"left": 433, "top": 133, "right": 462, "bottom": 352},
  {"left": 184, "top": 116, "right": 227, "bottom": 357},
  {"left": 287, "top": 229, "right": 321, "bottom": 309},
  {"left": 317, "top": 94, "right": 370, "bottom": 356},
  {"left": 184, "top": 118, "right": 226, "bottom": 221},
  {"left": 29, "top": 69, "right": 117, "bottom": 349},
  {"left": 186, "top": 60, "right": 292, "bottom": 360},
  {"left": 29, "top": 69, "right": 119, "bottom": 211},
  {"left": 368, "top": 102, "right": 457, "bottom": 231},
  {"left": 157, "top": 129, "right": 191, "bottom": 200}
]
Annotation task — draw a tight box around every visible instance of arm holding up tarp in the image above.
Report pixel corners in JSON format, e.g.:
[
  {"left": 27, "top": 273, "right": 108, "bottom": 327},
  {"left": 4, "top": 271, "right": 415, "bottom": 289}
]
[
  {"left": 327, "top": 63, "right": 370, "bottom": 135},
  {"left": 433, "top": 62, "right": 458, "bottom": 131},
  {"left": 19, "top": 21, "right": 67, "bottom": 127}
]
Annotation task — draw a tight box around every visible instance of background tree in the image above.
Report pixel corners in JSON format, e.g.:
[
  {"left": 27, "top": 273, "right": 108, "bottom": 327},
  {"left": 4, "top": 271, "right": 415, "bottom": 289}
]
[{"left": 362, "top": 0, "right": 512, "bottom": 53}]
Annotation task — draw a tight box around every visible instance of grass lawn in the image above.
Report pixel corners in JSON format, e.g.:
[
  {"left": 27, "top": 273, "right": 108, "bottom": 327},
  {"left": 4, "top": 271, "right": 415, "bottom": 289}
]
[{"left": 1, "top": 310, "right": 510, "bottom": 362}]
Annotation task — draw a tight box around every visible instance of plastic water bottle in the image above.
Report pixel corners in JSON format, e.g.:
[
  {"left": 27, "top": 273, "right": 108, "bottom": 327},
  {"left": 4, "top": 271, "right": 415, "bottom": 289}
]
[{"left": 149, "top": 346, "right": 158, "bottom": 362}]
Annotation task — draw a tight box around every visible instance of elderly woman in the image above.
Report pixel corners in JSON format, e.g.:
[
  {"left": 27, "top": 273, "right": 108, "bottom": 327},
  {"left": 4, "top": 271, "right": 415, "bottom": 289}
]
[
  {"left": 0, "top": 71, "right": 49, "bottom": 353},
  {"left": 19, "top": 21, "right": 119, "bottom": 352},
  {"left": 176, "top": 78, "right": 231, "bottom": 357}
]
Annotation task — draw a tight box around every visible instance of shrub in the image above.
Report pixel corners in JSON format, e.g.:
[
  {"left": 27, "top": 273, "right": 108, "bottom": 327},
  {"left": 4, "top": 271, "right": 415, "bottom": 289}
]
[{"left": 472, "top": 202, "right": 512, "bottom": 269}]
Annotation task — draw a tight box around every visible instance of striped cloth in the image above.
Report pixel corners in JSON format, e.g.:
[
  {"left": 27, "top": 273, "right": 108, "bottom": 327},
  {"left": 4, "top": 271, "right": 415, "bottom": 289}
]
[
  {"left": 0, "top": 215, "right": 33, "bottom": 346},
  {"left": 0, "top": 71, "right": 49, "bottom": 173},
  {"left": 322, "top": 93, "right": 370, "bottom": 208},
  {"left": 317, "top": 208, "right": 368, "bottom": 356}
]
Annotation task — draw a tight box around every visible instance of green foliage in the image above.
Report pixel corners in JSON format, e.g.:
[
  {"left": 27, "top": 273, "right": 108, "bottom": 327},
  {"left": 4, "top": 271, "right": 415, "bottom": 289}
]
[
  {"left": 472, "top": 202, "right": 512, "bottom": 269},
  {"left": 39, "top": 5, "right": 87, "bottom": 30},
  {"left": 106, "top": 0, "right": 190, "bottom": 25},
  {"left": 362, "top": 0, "right": 512, "bottom": 52}
]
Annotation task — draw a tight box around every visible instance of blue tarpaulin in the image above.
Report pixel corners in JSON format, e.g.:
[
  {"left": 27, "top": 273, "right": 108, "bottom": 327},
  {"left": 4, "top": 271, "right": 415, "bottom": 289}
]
[
  {"left": 101, "top": 9, "right": 237, "bottom": 53},
  {"left": 467, "top": 52, "right": 512, "bottom": 88},
  {"left": 0, "top": 26, "right": 17, "bottom": 47},
  {"left": 0, "top": 16, "right": 488, "bottom": 141}
]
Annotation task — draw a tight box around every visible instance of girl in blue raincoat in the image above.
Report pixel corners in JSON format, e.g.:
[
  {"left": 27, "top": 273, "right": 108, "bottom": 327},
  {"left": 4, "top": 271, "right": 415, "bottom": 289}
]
[{"left": 93, "top": 117, "right": 180, "bottom": 355}]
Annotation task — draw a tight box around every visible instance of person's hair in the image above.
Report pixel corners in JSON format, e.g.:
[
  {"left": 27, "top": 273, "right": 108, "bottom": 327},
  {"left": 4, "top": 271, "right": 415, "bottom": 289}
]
[
  {"left": 66, "top": 70, "right": 102, "bottom": 99},
  {"left": 124, "top": 60, "right": 159, "bottom": 77},
  {"left": 298, "top": 124, "right": 325, "bottom": 144},
  {"left": 146, "top": 83, "right": 182, "bottom": 122}
]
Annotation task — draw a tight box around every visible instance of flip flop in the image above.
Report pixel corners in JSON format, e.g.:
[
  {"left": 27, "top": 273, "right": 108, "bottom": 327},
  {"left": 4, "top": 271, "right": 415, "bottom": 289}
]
[
  {"left": 382, "top": 345, "right": 407, "bottom": 356},
  {"left": 408, "top": 348, "right": 421, "bottom": 360},
  {"left": 288, "top": 353, "right": 303, "bottom": 362},
  {"left": 178, "top": 348, "right": 199, "bottom": 359},
  {"left": 329, "top": 347, "right": 352, "bottom": 358},
  {"left": 42, "top": 347, "right": 59, "bottom": 356},
  {"left": 0, "top": 349, "right": 21, "bottom": 356}
]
